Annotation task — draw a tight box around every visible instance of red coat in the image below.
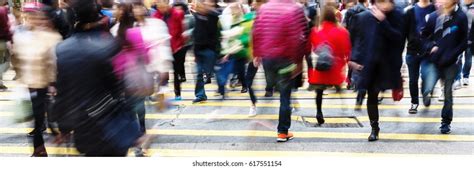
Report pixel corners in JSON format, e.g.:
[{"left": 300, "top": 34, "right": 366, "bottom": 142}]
[
  {"left": 308, "top": 22, "right": 351, "bottom": 85},
  {"left": 252, "top": 0, "right": 308, "bottom": 62},
  {"left": 154, "top": 8, "right": 185, "bottom": 54}
]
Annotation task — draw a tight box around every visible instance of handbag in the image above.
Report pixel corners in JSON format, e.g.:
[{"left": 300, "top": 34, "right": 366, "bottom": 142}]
[{"left": 392, "top": 77, "right": 404, "bottom": 101}]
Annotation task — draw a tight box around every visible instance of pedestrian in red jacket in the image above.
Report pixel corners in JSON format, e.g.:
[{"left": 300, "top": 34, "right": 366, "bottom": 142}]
[
  {"left": 0, "top": 2, "right": 12, "bottom": 91},
  {"left": 154, "top": 0, "right": 187, "bottom": 100},
  {"left": 252, "top": 0, "right": 307, "bottom": 143},
  {"left": 308, "top": 5, "right": 352, "bottom": 125}
]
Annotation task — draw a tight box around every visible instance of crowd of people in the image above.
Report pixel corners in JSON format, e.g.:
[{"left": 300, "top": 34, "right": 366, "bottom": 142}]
[{"left": 0, "top": 0, "right": 472, "bottom": 156}]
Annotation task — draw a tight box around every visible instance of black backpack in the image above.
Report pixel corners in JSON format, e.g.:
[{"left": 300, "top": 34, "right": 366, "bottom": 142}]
[{"left": 312, "top": 42, "right": 334, "bottom": 71}]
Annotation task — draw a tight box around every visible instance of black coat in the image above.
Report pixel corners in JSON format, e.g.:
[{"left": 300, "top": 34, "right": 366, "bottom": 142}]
[
  {"left": 352, "top": 9, "right": 405, "bottom": 90},
  {"left": 53, "top": 31, "right": 141, "bottom": 156},
  {"left": 421, "top": 8, "right": 469, "bottom": 68},
  {"left": 404, "top": 4, "right": 436, "bottom": 56}
]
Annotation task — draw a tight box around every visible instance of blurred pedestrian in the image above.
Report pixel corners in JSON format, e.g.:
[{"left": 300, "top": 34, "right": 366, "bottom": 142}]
[
  {"left": 11, "top": 2, "right": 62, "bottom": 156},
  {"left": 154, "top": 0, "right": 187, "bottom": 101},
  {"left": 252, "top": 0, "right": 307, "bottom": 142},
  {"left": 53, "top": 0, "right": 142, "bottom": 156},
  {"left": 420, "top": 0, "right": 468, "bottom": 134},
  {"left": 0, "top": 0, "right": 12, "bottom": 91},
  {"left": 403, "top": 0, "right": 436, "bottom": 114},
  {"left": 458, "top": 0, "right": 474, "bottom": 86},
  {"left": 351, "top": 0, "right": 404, "bottom": 141},
  {"left": 190, "top": 0, "right": 221, "bottom": 103},
  {"left": 307, "top": 5, "right": 351, "bottom": 125}
]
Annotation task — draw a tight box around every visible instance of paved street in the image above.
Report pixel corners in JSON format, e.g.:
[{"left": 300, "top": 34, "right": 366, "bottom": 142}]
[{"left": 0, "top": 56, "right": 473, "bottom": 157}]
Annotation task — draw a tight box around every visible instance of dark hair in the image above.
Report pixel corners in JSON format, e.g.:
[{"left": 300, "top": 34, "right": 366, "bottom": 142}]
[
  {"left": 370, "top": 0, "right": 394, "bottom": 4},
  {"left": 117, "top": 3, "right": 135, "bottom": 47},
  {"left": 320, "top": 5, "right": 337, "bottom": 24},
  {"left": 71, "top": 0, "right": 100, "bottom": 23},
  {"left": 358, "top": 0, "right": 367, "bottom": 3}
]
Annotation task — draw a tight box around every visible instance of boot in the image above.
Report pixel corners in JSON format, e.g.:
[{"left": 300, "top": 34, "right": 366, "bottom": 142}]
[
  {"left": 368, "top": 121, "right": 380, "bottom": 142},
  {"left": 316, "top": 113, "right": 325, "bottom": 125},
  {"left": 31, "top": 145, "right": 48, "bottom": 157}
]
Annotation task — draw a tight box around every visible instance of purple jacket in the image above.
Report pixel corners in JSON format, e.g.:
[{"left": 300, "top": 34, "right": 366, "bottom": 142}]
[
  {"left": 0, "top": 6, "right": 12, "bottom": 41},
  {"left": 252, "top": 0, "right": 307, "bottom": 62}
]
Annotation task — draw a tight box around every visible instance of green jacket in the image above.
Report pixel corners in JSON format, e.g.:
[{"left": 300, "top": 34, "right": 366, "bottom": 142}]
[{"left": 233, "top": 12, "right": 255, "bottom": 59}]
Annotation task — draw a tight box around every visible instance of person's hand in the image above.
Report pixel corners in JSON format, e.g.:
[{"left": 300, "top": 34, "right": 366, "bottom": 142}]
[
  {"left": 253, "top": 57, "right": 261, "bottom": 67},
  {"left": 371, "top": 7, "right": 386, "bottom": 22},
  {"left": 349, "top": 61, "right": 364, "bottom": 71},
  {"left": 430, "top": 46, "right": 439, "bottom": 54},
  {"left": 48, "top": 86, "right": 57, "bottom": 96},
  {"left": 219, "top": 54, "right": 230, "bottom": 64}
]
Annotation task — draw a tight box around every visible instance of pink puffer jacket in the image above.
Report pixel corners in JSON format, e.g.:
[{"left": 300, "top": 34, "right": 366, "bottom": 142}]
[{"left": 252, "top": 0, "right": 308, "bottom": 62}]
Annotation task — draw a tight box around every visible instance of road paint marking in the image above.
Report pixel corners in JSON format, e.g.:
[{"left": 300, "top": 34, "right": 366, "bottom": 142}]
[{"left": 1, "top": 128, "right": 472, "bottom": 141}]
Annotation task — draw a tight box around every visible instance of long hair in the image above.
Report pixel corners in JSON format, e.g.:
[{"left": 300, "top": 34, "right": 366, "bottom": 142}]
[{"left": 320, "top": 5, "right": 338, "bottom": 24}]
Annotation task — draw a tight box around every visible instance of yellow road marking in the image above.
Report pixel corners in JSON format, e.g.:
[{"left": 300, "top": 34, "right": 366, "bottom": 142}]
[
  {"left": 1, "top": 146, "right": 472, "bottom": 157},
  {"left": 2, "top": 128, "right": 471, "bottom": 141},
  {"left": 167, "top": 101, "right": 474, "bottom": 110},
  {"left": 1, "top": 111, "right": 472, "bottom": 123}
]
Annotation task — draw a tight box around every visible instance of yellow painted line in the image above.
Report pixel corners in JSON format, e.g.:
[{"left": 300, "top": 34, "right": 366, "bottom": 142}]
[
  {"left": 167, "top": 101, "right": 474, "bottom": 110},
  {"left": 1, "top": 146, "right": 472, "bottom": 157},
  {"left": 1, "top": 128, "right": 473, "bottom": 141},
  {"left": 146, "top": 114, "right": 474, "bottom": 123},
  {"left": 146, "top": 129, "right": 474, "bottom": 142}
]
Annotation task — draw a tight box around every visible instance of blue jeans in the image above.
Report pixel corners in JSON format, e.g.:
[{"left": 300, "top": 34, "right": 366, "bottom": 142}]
[
  {"left": 462, "top": 48, "right": 472, "bottom": 79},
  {"left": 262, "top": 58, "right": 294, "bottom": 134},
  {"left": 194, "top": 47, "right": 218, "bottom": 99},
  {"left": 421, "top": 61, "right": 458, "bottom": 124},
  {"left": 420, "top": 60, "right": 439, "bottom": 97},
  {"left": 439, "top": 63, "right": 460, "bottom": 124},
  {"left": 216, "top": 58, "right": 235, "bottom": 95},
  {"left": 406, "top": 54, "right": 424, "bottom": 104}
]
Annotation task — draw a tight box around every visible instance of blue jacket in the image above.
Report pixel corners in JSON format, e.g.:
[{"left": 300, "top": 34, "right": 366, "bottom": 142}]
[{"left": 421, "top": 7, "right": 468, "bottom": 68}]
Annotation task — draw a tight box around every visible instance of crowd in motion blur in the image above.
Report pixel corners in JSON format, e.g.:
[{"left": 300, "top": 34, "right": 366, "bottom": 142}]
[{"left": 0, "top": 0, "right": 473, "bottom": 156}]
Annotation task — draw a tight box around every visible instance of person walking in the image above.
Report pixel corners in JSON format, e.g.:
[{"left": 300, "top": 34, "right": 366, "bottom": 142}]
[
  {"left": 351, "top": 0, "right": 405, "bottom": 141},
  {"left": 308, "top": 5, "right": 351, "bottom": 125},
  {"left": 252, "top": 0, "right": 307, "bottom": 142},
  {"left": 421, "top": 0, "right": 469, "bottom": 134},
  {"left": 0, "top": 0, "right": 12, "bottom": 91}
]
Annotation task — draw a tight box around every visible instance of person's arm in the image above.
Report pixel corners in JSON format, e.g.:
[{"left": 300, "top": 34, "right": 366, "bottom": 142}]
[
  {"left": 444, "top": 16, "right": 468, "bottom": 66},
  {"left": 378, "top": 13, "right": 404, "bottom": 44}
]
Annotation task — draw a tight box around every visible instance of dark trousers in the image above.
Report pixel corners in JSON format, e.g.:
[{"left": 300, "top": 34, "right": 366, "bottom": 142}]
[
  {"left": 194, "top": 47, "right": 217, "bottom": 99},
  {"left": 456, "top": 48, "right": 473, "bottom": 80},
  {"left": 29, "top": 88, "right": 48, "bottom": 148},
  {"left": 233, "top": 57, "right": 247, "bottom": 89},
  {"left": 245, "top": 62, "right": 258, "bottom": 105},
  {"left": 262, "top": 58, "right": 294, "bottom": 134},
  {"left": 316, "top": 89, "right": 323, "bottom": 115},
  {"left": 216, "top": 58, "right": 235, "bottom": 95},
  {"left": 367, "top": 87, "right": 380, "bottom": 128},
  {"left": 406, "top": 54, "right": 424, "bottom": 104},
  {"left": 173, "top": 47, "right": 188, "bottom": 97},
  {"left": 126, "top": 96, "right": 146, "bottom": 134},
  {"left": 440, "top": 63, "right": 460, "bottom": 124}
]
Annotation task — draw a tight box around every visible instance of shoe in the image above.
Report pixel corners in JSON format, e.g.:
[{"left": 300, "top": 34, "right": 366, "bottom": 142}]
[
  {"left": 378, "top": 97, "right": 384, "bottom": 104},
  {"left": 423, "top": 94, "right": 431, "bottom": 107},
  {"left": 175, "top": 96, "right": 182, "bottom": 101},
  {"left": 27, "top": 127, "right": 46, "bottom": 137},
  {"left": 368, "top": 121, "right": 380, "bottom": 142},
  {"left": 179, "top": 75, "right": 187, "bottom": 83},
  {"left": 462, "top": 78, "right": 469, "bottom": 86},
  {"left": 316, "top": 114, "right": 325, "bottom": 125},
  {"left": 276, "top": 132, "right": 294, "bottom": 142},
  {"left": 248, "top": 106, "right": 257, "bottom": 117},
  {"left": 192, "top": 97, "right": 207, "bottom": 104},
  {"left": 264, "top": 91, "right": 273, "bottom": 97},
  {"left": 438, "top": 92, "right": 444, "bottom": 102},
  {"left": 408, "top": 104, "right": 418, "bottom": 114},
  {"left": 0, "top": 84, "right": 7, "bottom": 91},
  {"left": 440, "top": 123, "right": 451, "bottom": 134},
  {"left": 241, "top": 88, "right": 248, "bottom": 93},
  {"left": 453, "top": 80, "right": 462, "bottom": 90},
  {"left": 31, "top": 146, "right": 48, "bottom": 157},
  {"left": 134, "top": 147, "right": 147, "bottom": 157},
  {"left": 204, "top": 74, "right": 212, "bottom": 84}
]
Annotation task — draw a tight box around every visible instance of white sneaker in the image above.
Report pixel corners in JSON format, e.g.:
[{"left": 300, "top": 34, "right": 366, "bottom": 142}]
[
  {"left": 453, "top": 80, "right": 462, "bottom": 90},
  {"left": 463, "top": 78, "right": 469, "bottom": 86},
  {"left": 438, "top": 92, "right": 444, "bottom": 102},
  {"left": 249, "top": 106, "right": 257, "bottom": 117}
]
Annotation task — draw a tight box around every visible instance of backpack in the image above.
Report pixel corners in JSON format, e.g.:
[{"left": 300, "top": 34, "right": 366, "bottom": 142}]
[
  {"left": 312, "top": 41, "right": 334, "bottom": 71},
  {"left": 112, "top": 27, "right": 154, "bottom": 96}
]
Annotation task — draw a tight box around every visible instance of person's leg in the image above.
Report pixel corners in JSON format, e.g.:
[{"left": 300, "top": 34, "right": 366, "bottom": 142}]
[
  {"left": 246, "top": 62, "right": 258, "bottom": 105},
  {"left": 440, "top": 63, "right": 459, "bottom": 133},
  {"left": 235, "top": 58, "right": 247, "bottom": 91},
  {"left": 367, "top": 87, "right": 380, "bottom": 141},
  {"left": 30, "top": 88, "right": 48, "bottom": 156},
  {"left": 216, "top": 58, "right": 235, "bottom": 96},
  {"left": 315, "top": 89, "right": 324, "bottom": 124},
  {"left": 420, "top": 60, "right": 440, "bottom": 106},
  {"left": 406, "top": 54, "right": 421, "bottom": 105},
  {"left": 193, "top": 49, "right": 207, "bottom": 101},
  {"left": 176, "top": 47, "right": 187, "bottom": 81},
  {"left": 462, "top": 48, "right": 472, "bottom": 82},
  {"left": 263, "top": 65, "right": 275, "bottom": 96},
  {"left": 135, "top": 97, "right": 146, "bottom": 134}
]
